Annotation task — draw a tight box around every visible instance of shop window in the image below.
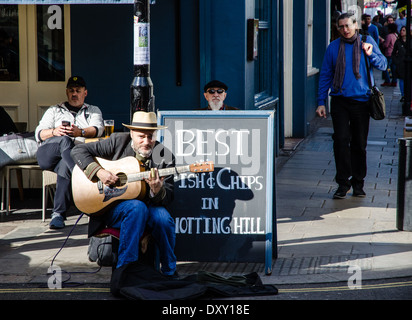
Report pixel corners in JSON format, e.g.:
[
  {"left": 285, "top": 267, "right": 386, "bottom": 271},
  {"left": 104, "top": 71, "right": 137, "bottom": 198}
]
[
  {"left": 37, "top": 5, "right": 65, "bottom": 81},
  {"left": 0, "top": 5, "right": 19, "bottom": 81},
  {"left": 254, "top": 0, "right": 277, "bottom": 108}
]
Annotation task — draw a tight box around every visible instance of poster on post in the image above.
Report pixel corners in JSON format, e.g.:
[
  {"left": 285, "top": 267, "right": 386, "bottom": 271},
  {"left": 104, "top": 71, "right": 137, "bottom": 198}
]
[{"left": 158, "top": 110, "right": 276, "bottom": 274}]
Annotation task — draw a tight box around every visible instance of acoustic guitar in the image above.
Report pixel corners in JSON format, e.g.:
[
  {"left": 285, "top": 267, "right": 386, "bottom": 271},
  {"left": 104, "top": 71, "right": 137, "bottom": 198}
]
[{"left": 71, "top": 156, "right": 214, "bottom": 215}]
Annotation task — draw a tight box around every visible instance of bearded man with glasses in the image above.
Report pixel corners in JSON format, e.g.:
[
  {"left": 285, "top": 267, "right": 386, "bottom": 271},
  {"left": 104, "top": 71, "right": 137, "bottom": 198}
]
[{"left": 199, "top": 80, "right": 239, "bottom": 110}]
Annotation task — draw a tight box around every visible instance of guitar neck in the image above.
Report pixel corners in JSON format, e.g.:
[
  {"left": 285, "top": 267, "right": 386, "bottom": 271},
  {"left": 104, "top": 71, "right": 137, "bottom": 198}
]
[{"left": 128, "top": 165, "right": 191, "bottom": 182}]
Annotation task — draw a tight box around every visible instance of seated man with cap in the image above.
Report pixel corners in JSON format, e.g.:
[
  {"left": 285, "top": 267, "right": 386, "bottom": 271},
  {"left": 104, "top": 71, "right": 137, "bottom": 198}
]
[
  {"left": 71, "top": 111, "right": 177, "bottom": 277},
  {"left": 199, "top": 80, "right": 239, "bottom": 110},
  {"left": 35, "top": 76, "right": 104, "bottom": 229}
]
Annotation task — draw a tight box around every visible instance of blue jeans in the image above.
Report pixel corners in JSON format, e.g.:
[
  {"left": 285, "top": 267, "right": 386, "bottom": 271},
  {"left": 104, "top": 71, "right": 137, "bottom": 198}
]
[
  {"left": 383, "top": 56, "right": 397, "bottom": 84},
  {"left": 399, "top": 79, "right": 404, "bottom": 96},
  {"left": 106, "top": 199, "right": 176, "bottom": 275}
]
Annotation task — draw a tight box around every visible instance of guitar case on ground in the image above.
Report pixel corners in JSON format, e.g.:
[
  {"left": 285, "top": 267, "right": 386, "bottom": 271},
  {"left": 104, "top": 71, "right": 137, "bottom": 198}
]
[{"left": 110, "top": 261, "right": 278, "bottom": 300}]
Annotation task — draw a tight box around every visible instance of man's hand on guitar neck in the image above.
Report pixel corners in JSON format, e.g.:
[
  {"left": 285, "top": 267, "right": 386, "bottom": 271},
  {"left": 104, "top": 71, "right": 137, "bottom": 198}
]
[{"left": 144, "top": 168, "right": 165, "bottom": 196}]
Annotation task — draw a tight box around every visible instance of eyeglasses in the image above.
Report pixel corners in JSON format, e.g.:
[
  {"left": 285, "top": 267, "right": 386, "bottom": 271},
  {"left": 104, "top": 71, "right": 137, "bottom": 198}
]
[
  {"left": 207, "top": 89, "right": 225, "bottom": 94},
  {"left": 337, "top": 23, "right": 354, "bottom": 30}
]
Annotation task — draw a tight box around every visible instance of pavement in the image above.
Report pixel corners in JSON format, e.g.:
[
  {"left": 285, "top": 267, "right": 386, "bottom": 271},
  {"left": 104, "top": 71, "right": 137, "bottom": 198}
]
[
  {"left": 0, "top": 82, "right": 411, "bottom": 290},
  {"left": 271, "top": 83, "right": 412, "bottom": 285}
]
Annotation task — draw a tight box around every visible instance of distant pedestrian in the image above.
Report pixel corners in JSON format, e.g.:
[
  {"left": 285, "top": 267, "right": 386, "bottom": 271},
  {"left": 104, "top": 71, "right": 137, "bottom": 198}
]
[
  {"left": 392, "top": 26, "right": 412, "bottom": 102},
  {"left": 381, "top": 23, "right": 399, "bottom": 87},
  {"left": 372, "top": 15, "right": 384, "bottom": 40},
  {"left": 316, "top": 13, "right": 387, "bottom": 199},
  {"left": 331, "top": 10, "right": 342, "bottom": 41},
  {"left": 377, "top": 10, "right": 385, "bottom": 25},
  {"left": 383, "top": 15, "right": 395, "bottom": 38},
  {"left": 395, "top": 10, "right": 406, "bottom": 33},
  {"left": 362, "top": 13, "right": 380, "bottom": 45}
]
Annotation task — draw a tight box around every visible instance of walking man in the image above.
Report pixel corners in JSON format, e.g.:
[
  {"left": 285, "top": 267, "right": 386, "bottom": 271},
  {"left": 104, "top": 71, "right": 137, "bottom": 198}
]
[{"left": 316, "top": 13, "right": 387, "bottom": 199}]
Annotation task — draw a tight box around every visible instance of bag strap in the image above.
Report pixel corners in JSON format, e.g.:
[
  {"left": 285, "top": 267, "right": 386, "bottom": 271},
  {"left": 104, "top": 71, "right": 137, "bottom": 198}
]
[{"left": 362, "top": 34, "right": 373, "bottom": 90}]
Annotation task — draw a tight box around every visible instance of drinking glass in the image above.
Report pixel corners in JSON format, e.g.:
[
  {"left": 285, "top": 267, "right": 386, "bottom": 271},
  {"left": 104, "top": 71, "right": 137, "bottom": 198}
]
[{"left": 104, "top": 120, "right": 114, "bottom": 138}]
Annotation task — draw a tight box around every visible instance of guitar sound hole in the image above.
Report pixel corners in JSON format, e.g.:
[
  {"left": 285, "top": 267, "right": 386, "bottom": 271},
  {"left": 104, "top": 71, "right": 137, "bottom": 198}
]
[{"left": 115, "top": 173, "right": 127, "bottom": 187}]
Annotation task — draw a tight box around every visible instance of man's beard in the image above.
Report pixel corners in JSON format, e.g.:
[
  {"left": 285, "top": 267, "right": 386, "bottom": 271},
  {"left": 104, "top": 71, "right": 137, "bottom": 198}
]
[
  {"left": 138, "top": 148, "right": 152, "bottom": 158},
  {"left": 132, "top": 142, "right": 153, "bottom": 158},
  {"left": 209, "top": 99, "right": 223, "bottom": 110}
]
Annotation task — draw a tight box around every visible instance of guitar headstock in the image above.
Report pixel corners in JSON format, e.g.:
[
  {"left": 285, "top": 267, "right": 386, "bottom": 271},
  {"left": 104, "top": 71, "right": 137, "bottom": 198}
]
[{"left": 189, "top": 161, "right": 215, "bottom": 173}]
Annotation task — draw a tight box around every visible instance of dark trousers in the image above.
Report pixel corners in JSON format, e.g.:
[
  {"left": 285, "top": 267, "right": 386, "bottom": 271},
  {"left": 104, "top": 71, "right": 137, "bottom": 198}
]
[
  {"left": 37, "top": 136, "right": 76, "bottom": 217},
  {"left": 330, "top": 96, "right": 370, "bottom": 188}
]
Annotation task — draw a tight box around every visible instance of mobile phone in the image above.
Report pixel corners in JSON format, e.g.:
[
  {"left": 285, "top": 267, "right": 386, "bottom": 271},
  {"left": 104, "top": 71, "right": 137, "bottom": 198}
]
[{"left": 62, "top": 120, "right": 71, "bottom": 126}]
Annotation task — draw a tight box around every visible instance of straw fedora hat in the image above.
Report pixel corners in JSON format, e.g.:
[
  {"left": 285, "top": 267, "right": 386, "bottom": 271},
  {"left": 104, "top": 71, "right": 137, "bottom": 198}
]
[{"left": 122, "top": 111, "right": 167, "bottom": 130}]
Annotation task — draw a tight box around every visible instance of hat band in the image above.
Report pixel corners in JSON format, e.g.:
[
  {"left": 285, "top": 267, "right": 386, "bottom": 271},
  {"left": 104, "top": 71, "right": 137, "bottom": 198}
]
[{"left": 131, "top": 122, "right": 158, "bottom": 127}]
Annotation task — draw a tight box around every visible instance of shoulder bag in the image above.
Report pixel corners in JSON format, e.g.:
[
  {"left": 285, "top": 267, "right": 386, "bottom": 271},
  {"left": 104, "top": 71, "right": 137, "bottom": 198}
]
[
  {"left": 0, "top": 132, "right": 38, "bottom": 168},
  {"left": 363, "top": 35, "right": 386, "bottom": 120}
]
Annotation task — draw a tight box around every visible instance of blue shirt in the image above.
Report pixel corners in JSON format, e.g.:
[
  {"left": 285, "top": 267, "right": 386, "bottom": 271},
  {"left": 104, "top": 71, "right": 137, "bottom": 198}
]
[
  {"left": 317, "top": 35, "right": 387, "bottom": 106},
  {"left": 368, "top": 24, "right": 380, "bottom": 45},
  {"left": 395, "top": 17, "right": 406, "bottom": 33}
]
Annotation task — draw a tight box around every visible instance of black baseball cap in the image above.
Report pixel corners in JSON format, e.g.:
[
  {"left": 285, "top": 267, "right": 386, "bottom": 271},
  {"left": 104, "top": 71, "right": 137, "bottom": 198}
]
[
  {"left": 66, "top": 76, "right": 86, "bottom": 88},
  {"left": 204, "top": 80, "right": 228, "bottom": 92}
]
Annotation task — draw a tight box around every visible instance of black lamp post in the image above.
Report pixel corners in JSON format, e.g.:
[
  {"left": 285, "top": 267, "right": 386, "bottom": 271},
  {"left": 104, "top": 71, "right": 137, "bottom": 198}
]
[{"left": 130, "top": 0, "right": 154, "bottom": 120}]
